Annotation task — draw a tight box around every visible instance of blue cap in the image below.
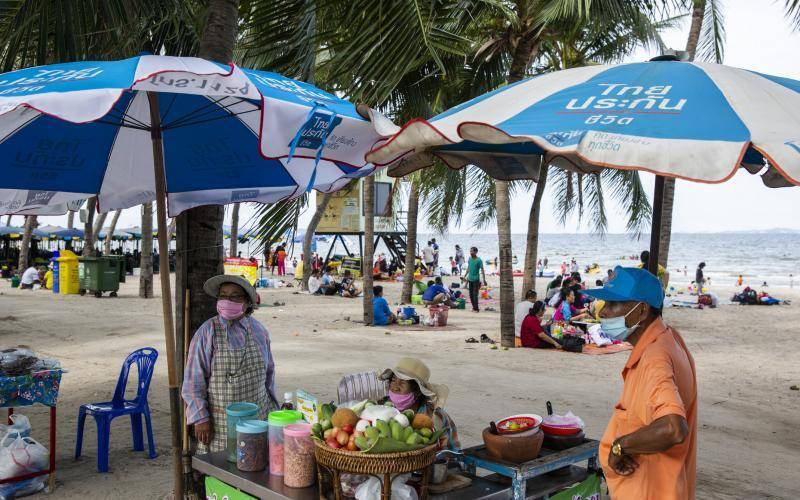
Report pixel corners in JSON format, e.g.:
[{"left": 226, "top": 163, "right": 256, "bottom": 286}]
[{"left": 583, "top": 266, "right": 664, "bottom": 309}]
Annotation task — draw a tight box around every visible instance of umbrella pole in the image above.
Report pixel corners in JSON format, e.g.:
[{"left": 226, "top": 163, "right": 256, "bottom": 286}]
[
  {"left": 648, "top": 175, "right": 666, "bottom": 276},
  {"left": 147, "top": 91, "right": 185, "bottom": 500}
]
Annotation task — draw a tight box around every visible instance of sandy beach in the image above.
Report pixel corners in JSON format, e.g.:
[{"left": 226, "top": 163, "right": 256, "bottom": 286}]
[{"left": 1, "top": 275, "right": 798, "bottom": 499}]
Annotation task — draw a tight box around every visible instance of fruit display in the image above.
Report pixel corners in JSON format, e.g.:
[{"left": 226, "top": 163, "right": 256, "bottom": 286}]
[{"left": 311, "top": 400, "right": 442, "bottom": 454}]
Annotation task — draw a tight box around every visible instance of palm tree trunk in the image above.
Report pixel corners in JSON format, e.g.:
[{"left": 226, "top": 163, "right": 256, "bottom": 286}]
[
  {"left": 104, "top": 210, "right": 122, "bottom": 255},
  {"left": 18, "top": 215, "right": 37, "bottom": 271},
  {"left": 67, "top": 211, "right": 74, "bottom": 229},
  {"left": 93, "top": 212, "right": 108, "bottom": 252},
  {"left": 362, "top": 178, "right": 376, "bottom": 324},
  {"left": 5, "top": 215, "right": 12, "bottom": 226},
  {"left": 229, "top": 203, "right": 239, "bottom": 257},
  {"left": 302, "top": 192, "right": 333, "bottom": 290},
  {"left": 521, "top": 163, "right": 549, "bottom": 296},
  {"left": 658, "top": 1, "right": 705, "bottom": 269},
  {"left": 139, "top": 203, "right": 154, "bottom": 298},
  {"left": 82, "top": 197, "right": 97, "bottom": 256},
  {"left": 496, "top": 180, "right": 515, "bottom": 347},
  {"left": 400, "top": 179, "right": 420, "bottom": 303}
]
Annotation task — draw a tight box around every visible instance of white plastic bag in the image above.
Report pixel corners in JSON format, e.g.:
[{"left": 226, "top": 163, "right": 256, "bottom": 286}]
[
  {"left": 588, "top": 324, "right": 612, "bottom": 347},
  {"left": 0, "top": 416, "right": 30, "bottom": 446},
  {"left": 355, "top": 474, "right": 418, "bottom": 500},
  {"left": 0, "top": 434, "right": 49, "bottom": 480}
]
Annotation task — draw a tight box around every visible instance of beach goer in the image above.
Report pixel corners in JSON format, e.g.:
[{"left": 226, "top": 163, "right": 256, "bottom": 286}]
[
  {"left": 372, "top": 285, "right": 396, "bottom": 325},
  {"left": 737, "top": 275, "right": 743, "bottom": 287},
  {"left": 19, "top": 265, "right": 40, "bottom": 289},
  {"left": 553, "top": 288, "right": 589, "bottom": 323},
  {"left": 318, "top": 267, "right": 338, "bottom": 295},
  {"left": 422, "top": 277, "right": 451, "bottom": 306},
  {"left": 638, "top": 251, "right": 669, "bottom": 289},
  {"left": 431, "top": 238, "right": 440, "bottom": 269},
  {"left": 449, "top": 257, "right": 458, "bottom": 275},
  {"left": 422, "top": 242, "right": 435, "bottom": 276},
  {"left": 43, "top": 266, "right": 53, "bottom": 290},
  {"left": 307, "top": 269, "right": 322, "bottom": 295},
  {"left": 561, "top": 262, "right": 568, "bottom": 276},
  {"left": 520, "top": 301, "right": 561, "bottom": 349},
  {"left": 182, "top": 275, "right": 278, "bottom": 453},
  {"left": 584, "top": 267, "right": 696, "bottom": 500},
  {"left": 570, "top": 259, "right": 578, "bottom": 274},
  {"left": 465, "top": 247, "right": 486, "bottom": 312},
  {"left": 543, "top": 257, "right": 548, "bottom": 268},
  {"left": 695, "top": 262, "right": 706, "bottom": 292},
  {"left": 604, "top": 269, "right": 614, "bottom": 284},
  {"left": 514, "top": 290, "right": 537, "bottom": 347},
  {"left": 276, "top": 246, "right": 287, "bottom": 276},
  {"left": 454, "top": 245, "right": 465, "bottom": 274},
  {"left": 379, "top": 358, "right": 459, "bottom": 451},
  {"left": 545, "top": 275, "right": 563, "bottom": 302},
  {"left": 340, "top": 270, "right": 361, "bottom": 298}
]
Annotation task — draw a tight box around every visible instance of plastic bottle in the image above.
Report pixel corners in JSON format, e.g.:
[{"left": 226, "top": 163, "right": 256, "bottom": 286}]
[{"left": 280, "top": 392, "right": 295, "bottom": 411}]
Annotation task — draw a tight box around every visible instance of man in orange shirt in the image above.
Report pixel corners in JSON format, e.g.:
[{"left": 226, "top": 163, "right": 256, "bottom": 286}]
[{"left": 585, "top": 266, "right": 697, "bottom": 499}]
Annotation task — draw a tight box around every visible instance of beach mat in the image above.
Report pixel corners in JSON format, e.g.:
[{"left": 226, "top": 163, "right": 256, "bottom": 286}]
[
  {"left": 384, "top": 324, "right": 466, "bottom": 332},
  {"left": 580, "top": 342, "right": 633, "bottom": 355}
]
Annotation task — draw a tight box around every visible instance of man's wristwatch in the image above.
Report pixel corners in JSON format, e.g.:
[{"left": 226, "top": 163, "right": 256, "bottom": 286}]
[{"left": 611, "top": 439, "right": 624, "bottom": 457}]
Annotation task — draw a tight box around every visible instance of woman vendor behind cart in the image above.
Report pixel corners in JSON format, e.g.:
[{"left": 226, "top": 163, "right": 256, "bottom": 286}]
[
  {"left": 182, "top": 275, "right": 279, "bottom": 453},
  {"left": 379, "top": 358, "right": 460, "bottom": 451}
]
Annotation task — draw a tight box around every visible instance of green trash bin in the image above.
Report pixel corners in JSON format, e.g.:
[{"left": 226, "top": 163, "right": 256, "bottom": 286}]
[
  {"left": 108, "top": 255, "right": 126, "bottom": 283},
  {"left": 78, "top": 257, "right": 121, "bottom": 297}
]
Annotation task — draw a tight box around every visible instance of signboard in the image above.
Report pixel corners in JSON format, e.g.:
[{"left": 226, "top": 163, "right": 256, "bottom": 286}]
[
  {"left": 317, "top": 187, "right": 361, "bottom": 232},
  {"left": 340, "top": 256, "right": 362, "bottom": 278},
  {"left": 205, "top": 476, "right": 256, "bottom": 500},
  {"left": 223, "top": 257, "right": 258, "bottom": 285}
]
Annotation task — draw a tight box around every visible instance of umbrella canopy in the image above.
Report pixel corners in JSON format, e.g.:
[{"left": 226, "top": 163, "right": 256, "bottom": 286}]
[
  {"left": 40, "top": 226, "right": 84, "bottom": 240},
  {"left": 367, "top": 58, "right": 800, "bottom": 188},
  {"left": 0, "top": 55, "right": 383, "bottom": 216},
  {"left": 0, "top": 225, "right": 44, "bottom": 239},
  {"left": 97, "top": 229, "right": 134, "bottom": 241}
]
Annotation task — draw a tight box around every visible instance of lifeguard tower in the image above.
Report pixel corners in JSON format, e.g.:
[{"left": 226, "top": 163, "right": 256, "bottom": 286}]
[{"left": 315, "top": 169, "right": 408, "bottom": 270}]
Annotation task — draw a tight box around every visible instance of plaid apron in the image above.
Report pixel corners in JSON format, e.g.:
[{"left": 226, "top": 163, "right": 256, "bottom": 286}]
[{"left": 200, "top": 316, "right": 274, "bottom": 453}]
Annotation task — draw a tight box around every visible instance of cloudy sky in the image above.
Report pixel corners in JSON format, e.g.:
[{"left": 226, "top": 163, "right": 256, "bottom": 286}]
[{"left": 14, "top": 0, "right": 799, "bottom": 235}]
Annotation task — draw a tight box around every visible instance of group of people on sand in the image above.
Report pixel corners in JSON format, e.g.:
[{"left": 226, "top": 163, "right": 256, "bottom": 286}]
[
  {"left": 16, "top": 264, "right": 53, "bottom": 290},
  {"left": 306, "top": 266, "right": 362, "bottom": 298}
]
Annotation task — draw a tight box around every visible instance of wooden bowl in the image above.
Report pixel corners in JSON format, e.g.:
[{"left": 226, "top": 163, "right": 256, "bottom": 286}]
[{"left": 482, "top": 426, "right": 543, "bottom": 463}]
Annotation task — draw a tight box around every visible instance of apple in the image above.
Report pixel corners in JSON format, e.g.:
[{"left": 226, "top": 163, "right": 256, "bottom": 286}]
[
  {"left": 342, "top": 424, "right": 354, "bottom": 434},
  {"left": 326, "top": 437, "right": 341, "bottom": 449},
  {"left": 336, "top": 431, "right": 350, "bottom": 447}
]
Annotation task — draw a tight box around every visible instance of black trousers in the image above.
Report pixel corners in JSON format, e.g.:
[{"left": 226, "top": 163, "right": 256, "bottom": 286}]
[{"left": 468, "top": 280, "right": 481, "bottom": 311}]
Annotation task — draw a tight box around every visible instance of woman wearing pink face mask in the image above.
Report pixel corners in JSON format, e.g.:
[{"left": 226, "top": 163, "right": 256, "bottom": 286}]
[
  {"left": 181, "top": 275, "right": 278, "bottom": 453},
  {"left": 379, "top": 358, "right": 460, "bottom": 451}
]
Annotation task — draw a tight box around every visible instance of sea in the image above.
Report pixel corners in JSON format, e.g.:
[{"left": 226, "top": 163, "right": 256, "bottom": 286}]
[{"left": 301, "top": 232, "right": 800, "bottom": 289}]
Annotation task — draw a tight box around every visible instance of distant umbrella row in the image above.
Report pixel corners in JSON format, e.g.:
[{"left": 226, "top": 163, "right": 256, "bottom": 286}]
[{"left": 0, "top": 224, "right": 258, "bottom": 242}]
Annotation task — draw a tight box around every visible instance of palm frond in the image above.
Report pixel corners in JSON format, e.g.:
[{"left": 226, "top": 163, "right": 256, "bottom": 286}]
[
  {"left": 248, "top": 195, "right": 308, "bottom": 253},
  {"left": 697, "top": 0, "right": 725, "bottom": 63},
  {"left": 786, "top": 0, "right": 800, "bottom": 30}
]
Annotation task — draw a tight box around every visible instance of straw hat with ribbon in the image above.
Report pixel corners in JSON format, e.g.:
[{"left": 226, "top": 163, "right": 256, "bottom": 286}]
[{"left": 380, "top": 357, "right": 449, "bottom": 406}]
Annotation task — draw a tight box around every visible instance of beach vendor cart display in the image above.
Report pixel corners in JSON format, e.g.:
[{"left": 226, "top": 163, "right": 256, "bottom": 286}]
[{"left": 0, "top": 348, "right": 64, "bottom": 496}]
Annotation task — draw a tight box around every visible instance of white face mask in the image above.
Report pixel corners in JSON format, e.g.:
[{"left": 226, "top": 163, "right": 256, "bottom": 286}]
[{"left": 600, "top": 302, "right": 644, "bottom": 341}]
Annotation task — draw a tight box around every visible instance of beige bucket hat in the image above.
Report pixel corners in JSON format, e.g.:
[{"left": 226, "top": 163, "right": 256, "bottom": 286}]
[
  {"left": 203, "top": 274, "right": 258, "bottom": 305},
  {"left": 380, "top": 357, "right": 449, "bottom": 405}
]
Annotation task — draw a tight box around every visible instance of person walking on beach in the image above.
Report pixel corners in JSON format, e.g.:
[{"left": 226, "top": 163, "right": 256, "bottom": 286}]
[
  {"left": 455, "top": 245, "right": 465, "bottom": 274},
  {"left": 585, "top": 267, "right": 696, "bottom": 500},
  {"left": 422, "top": 241, "right": 435, "bottom": 276},
  {"left": 431, "top": 238, "right": 440, "bottom": 269},
  {"left": 695, "top": 262, "right": 706, "bottom": 292},
  {"left": 182, "top": 275, "right": 279, "bottom": 453},
  {"left": 465, "top": 246, "right": 486, "bottom": 312}
]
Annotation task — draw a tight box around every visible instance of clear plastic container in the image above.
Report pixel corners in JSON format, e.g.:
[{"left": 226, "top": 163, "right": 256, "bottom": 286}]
[
  {"left": 236, "top": 420, "right": 268, "bottom": 472},
  {"left": 268, "top": 410, "right": 302, "bottom": 476},
  {"left": 283, "top": 423, "right": 315, "bottom": 488},
  {"left": 226, "top": 402, "right": 259, "bottom": 463}
]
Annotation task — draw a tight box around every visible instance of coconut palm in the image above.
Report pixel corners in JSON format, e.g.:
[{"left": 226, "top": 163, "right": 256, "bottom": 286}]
[{"left": 103, "top": 210, "right": 122, "bottom": 255}]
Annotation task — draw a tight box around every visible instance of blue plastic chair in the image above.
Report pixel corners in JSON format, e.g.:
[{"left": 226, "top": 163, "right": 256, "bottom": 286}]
[{"left": 75, "top": 347, "right": 158, "bottom": 472}]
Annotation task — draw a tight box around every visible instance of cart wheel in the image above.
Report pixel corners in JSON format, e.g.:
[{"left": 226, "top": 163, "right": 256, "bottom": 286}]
[
  {"left": 110, "top": 291, "right": 118, "bottom": 297},
  {"left": 79, "top": 289, "right": 86, "bottom": 296},
  {"left": 94, "top": 291, "right": 102, "bottom": 298}
]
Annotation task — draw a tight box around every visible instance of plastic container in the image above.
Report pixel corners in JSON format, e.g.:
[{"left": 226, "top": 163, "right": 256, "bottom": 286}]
[
  {"left": 56, "top": 250, "right": 80, "bottom": 295},
  {"left": 283, "top": 423, "right": 315, "bottom": 488},
  {"left": 268, "top": 410, "right": 302, "bottom": 476},
  {"left": 402, "top": 306, "right": 416, "bottom": 319},
  {"left": 226, "top": 402, "right": 260, "bottom": 463},
  {"left": 236, "top": 420, "right": 268, "bottom": 472},
  {"left": 428, "top": 305, "right": 449, "bottom": 326}
]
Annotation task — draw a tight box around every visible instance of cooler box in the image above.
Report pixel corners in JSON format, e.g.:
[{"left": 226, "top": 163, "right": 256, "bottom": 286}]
[
  {"left": 57, "top": 250, "right": 80, "bottom": 295},
  {"left": 428, "top": 305, "right": 449, "bottom": 326}
]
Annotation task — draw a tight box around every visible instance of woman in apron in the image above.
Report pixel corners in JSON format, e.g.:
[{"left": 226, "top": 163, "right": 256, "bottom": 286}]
[{"left": 182, "top": 275, "right": 279, "bottom": 452}]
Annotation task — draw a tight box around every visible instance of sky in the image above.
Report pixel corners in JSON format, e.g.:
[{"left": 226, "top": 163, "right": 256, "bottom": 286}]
[{"left": 9, "top": 0, "right": 799, "bottom": 235}]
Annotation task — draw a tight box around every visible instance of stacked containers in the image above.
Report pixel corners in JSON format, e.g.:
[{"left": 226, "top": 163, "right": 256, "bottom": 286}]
[
  {"left": 236, "top": 420, "right": 269, "bottom": 472},
  {"left": 267, "top": 410, "right": 302, "bottom": 476},
  {"left": 283, "top": 423, "right": 315, "bottom": 488},
  {"left": 225, "top": 403, "right": 259, "bottom": 463}
]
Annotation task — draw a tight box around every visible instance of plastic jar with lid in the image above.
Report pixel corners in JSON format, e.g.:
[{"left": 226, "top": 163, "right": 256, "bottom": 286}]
[
  {"left": 283, "top": 423, "right": 315, "bottom": 488},
  {"left": 225, "top": 402, "right": 259, "bottom": 463},
  {"left": 267, "top": 410, "right": 302, "bottom": 476},
  {"left": 236, "top": 419, "right": 269, "bottom": 472}
]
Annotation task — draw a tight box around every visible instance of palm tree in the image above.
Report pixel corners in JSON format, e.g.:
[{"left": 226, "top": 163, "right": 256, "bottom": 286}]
[
  {"left": 302, "top": 192, "right": 332, "bottom": 290},
  {"left": 82, "top": 198, "right": 96, "bottom": 256},
  {"left": 400, "top": 177, "right": 421, "bottom": 303},
  {"left": 104, "top": 210, "right": 122, "bottom": 255},
  {"left": 362, "top": 176, "right": 376, "bottom": 324},
  {"left": 140, "top": 203, "right": 154, "bottom": 298},
  {"left": 229, "top": 203, "right": 240, "bottom": 257},
  {"left": 17, "top": 215, "right": 36, "bottom": 272}
]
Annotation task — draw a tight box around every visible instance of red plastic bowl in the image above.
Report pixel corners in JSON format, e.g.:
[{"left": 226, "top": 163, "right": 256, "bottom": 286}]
[
  {"left": 541, "top": 423, "right": 582, "bottom": 436},
  {"left": 496, "top": 416, "right": 541, "bottom": 435}
]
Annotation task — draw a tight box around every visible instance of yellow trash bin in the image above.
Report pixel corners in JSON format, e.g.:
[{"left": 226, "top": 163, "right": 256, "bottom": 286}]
[{"left": 57, "top": 250, "right": 80, "bottom": 295}]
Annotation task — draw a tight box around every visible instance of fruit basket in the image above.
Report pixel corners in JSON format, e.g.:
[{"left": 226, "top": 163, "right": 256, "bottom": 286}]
[{"left": 314, "top": 440, "right": 438, "bottom": 499}]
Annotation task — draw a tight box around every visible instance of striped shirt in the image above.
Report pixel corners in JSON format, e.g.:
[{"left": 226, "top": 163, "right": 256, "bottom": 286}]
[{"left": 181, "top": 315, "right": 277, "bottom": 425}]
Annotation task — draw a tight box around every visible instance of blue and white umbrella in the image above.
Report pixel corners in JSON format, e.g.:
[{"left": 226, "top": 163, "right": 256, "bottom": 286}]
[
  {"left": 367, "top": 59, "right": 800, "bottom": 188},
  {"left": 0, "top": 55, "right": 384, "bottom": 215}
]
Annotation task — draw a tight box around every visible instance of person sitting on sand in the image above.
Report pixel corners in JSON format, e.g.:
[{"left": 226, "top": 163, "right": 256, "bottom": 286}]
[
  {"left": 19, "top": 265, "right": 41, "bottom": 289},
  {"left": 379, "top": 358, "right": 460, "bottom": 451},
  {"left": 550, "top": 277, "right": 571, "bottom": 307},
  {"left": 307, "top": 269, "right": 322, "bottom": 295},
  {"left": 413, "top": 273, "right": 428, "bottom": 296},
  {"left": 372, "top": 285, "right": 397, "bottom": 325},
  {"left": 520, "top": 301, "right": 562, "bottom": 349},
  {"left": 422, "top": 277, "right": 453, "bottom": 307},
  {"left": 553, "top": 288, "right": 589, "bottom": 324},
  {"left": 546, "top": 275, "right": 563, "bottom": 302},
  {"left": 43, "top": 265, "right": 53, "bottom": 290},
  {"left": 340, "top": 270, "right": 362, "bottom": 298},
  {"left": 318, "top": 267, "right": 338, "bottom": 296},
  {"left": 514, "top": 289, "right": 538, "bottom": 347}
]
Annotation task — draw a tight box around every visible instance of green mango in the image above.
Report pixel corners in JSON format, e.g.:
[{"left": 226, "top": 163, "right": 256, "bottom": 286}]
[
  {"left": 402, "top": 409, "right": 416, "bottom": 421},
  {"left": 390, "top": 421, "right": 403, "bottom": 441},
  {"left": 311, "top": 423, "right": 323, "bottom": 438},
  {"left": 375, "top": 420, "right": 391, "bottom": 438},
  {"left": 402, "top": 426, "right": 415, "bottom": 441},
  {"left": 419, "top": 428, "right": 432, "bottom": 438},
  {"left": 365, "top": 427, "right": 380, "bottom": 440},
  {"left": 355, "top": 437, "right": 370, "bottom": 450},
  {"left": 320, "top": 419, "right": 332, "bottom": 431}
]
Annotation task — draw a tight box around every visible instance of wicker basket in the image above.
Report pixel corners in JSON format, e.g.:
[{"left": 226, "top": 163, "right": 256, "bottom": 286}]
[{"left": 314, "top": 440, "right": 438, "bottom": 500}]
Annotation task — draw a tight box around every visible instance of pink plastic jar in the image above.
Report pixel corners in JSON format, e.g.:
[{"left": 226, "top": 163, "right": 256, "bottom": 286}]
[{"left": 283, "top": 423, "right": 316, "bottom": 488}]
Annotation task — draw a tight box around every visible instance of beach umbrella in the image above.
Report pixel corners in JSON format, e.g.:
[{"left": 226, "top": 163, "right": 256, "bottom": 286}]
[{"left": 366, "top": 55, "right": 800, "bottom": 270}]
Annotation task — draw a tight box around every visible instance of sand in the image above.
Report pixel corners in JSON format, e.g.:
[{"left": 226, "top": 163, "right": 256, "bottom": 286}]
[{"left": 0, "top": 275, "right": 798, "bottom": 499}]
